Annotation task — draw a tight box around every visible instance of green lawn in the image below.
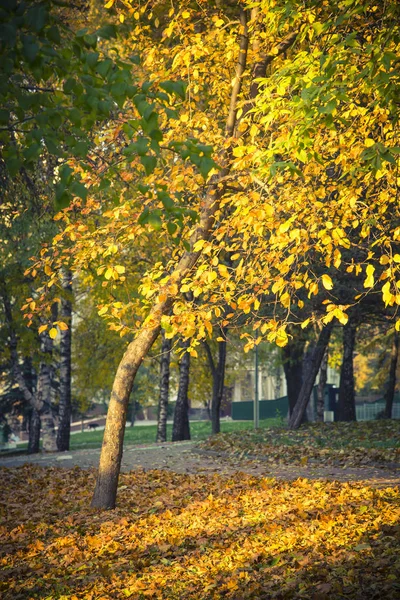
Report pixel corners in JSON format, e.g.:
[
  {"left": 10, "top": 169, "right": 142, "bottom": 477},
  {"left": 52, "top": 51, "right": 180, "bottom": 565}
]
[{"left": 69, "top": 418, "right": 282, "bottom": 450}]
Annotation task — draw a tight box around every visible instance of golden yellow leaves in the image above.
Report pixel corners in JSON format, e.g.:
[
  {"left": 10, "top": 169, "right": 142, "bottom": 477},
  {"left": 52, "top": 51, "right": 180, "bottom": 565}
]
[
  {"left": 97, "top": 265, "right": 126, "bottom": 281},
  {"left": 321, "top": 274, "right": 333, "bottom": 290},
  {"left": 363, "top": 264, "right": 375, "bottom": 288}
]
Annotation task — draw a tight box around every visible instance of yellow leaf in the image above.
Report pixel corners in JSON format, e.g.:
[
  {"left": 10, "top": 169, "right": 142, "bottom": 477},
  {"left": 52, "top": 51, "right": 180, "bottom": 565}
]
[
  {"left": 49, "top": 328, "right": 58, "bottom": 339},
  {"left": 44, "top": 264, "right": 52, "bottom": 276},
  {"left": 275, "top": 328, "right": 288, "bottom": 348},
  {"left": 321, "top": 274, "right": 333, "bottom": 290},
  {"left": 105, "top": 268, "right": 113, "bottom": 280},
  {"left": 115, "top": 265, "right": 125, "bottom": 274},
  {"left": 105, "top": 0, "right": 114, "bottom": 8},
  {"left": 232, "top": 146, "right": 246, "bottom": 158},
  {"left": 394, "top": 254, "right": 400, "bottom": 263},
  {"left": 218, "top": 264, "right": 229, "bottom": 278},
  {"left": 58, "top": 321, "right": 68, "bottom": 331},
  {"left": 301, "top": 318, "right": 310, "bottom": 329},
  {"left": 364, "top": 138, "right": 375, "bottom": 147},
  {"left": 363, "top": 264, "right": 375, "bottom": 288},
  {"left": 396, "top": 320, "right": 400, "bottom": 332},
  {"left": 182, "top": 10, "right": 190, "bottom": 19},
  {"left": 380, "top": 255, "right": 390, "bottom": 265},
  {"left": 98, "top": 306, "right": 108, "bottom": 316},
  {"left": 38, "top": 324, "right": 48, "bottom": 334}
]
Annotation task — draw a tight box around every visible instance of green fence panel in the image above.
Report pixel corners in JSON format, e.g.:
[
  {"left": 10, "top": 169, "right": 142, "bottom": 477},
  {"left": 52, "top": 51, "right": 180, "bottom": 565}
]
[{"left": 232, "top": 397, "right": 288, "bottom": 420}]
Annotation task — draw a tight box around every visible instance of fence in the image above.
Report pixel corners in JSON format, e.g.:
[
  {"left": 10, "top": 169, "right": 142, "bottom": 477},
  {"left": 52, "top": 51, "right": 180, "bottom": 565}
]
[
  {"left": 231, "top": 387, "right": 400, "bottom": 422},
  {"left": 231, "top": 396, "right": 288, "bottom": 420}
]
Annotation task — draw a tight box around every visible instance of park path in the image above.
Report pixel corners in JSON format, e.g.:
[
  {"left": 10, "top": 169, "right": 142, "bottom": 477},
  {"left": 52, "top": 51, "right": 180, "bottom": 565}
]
[{"left": 0, "top": 441, "right": 399, "bottom": 487}]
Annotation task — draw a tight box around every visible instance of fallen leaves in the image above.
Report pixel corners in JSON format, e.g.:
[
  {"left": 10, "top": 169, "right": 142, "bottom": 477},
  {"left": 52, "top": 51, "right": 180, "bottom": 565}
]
[
  {"left": 0, "top": 462, "right": 399, "bottom": 599},
  {"left": 198, "top": 420, "right": 400, "bottom": 468}
]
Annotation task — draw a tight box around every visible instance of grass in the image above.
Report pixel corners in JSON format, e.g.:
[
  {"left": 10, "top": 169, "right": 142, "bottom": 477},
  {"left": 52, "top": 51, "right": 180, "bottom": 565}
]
[
  {"left": 69, "top": 418, "right": 282, "bottom": 450},
  {"left": 0, "top": 418, "right": 282, "bottom": 454}
]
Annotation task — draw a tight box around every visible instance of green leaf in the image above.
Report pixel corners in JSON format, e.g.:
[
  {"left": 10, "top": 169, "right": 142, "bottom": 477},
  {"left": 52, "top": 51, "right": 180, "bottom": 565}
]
[
  {"left": 70, "top": 181, "right": 88, "bottom": 200},
  {"left": 148, "top": 212, "right": 162, "bottom": 231},
  {"left": 141, "top": 155, "right": 157, "bottom": 175},
  {"left": 199, "top": 157, "right": 215, "bottom": 179}
]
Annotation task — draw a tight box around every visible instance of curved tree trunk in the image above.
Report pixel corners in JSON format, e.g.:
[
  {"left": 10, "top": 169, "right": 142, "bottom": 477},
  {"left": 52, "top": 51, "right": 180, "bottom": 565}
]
[
  {"left": 384, "top": 329, "right": 399, "bottom": 419},
  {"left": 337, "top": 322, "right": 357, "bottom": 422},
  {"left": 172, "top": 341, "right": 191, "bottom": 442},
  {"left": 156, "top": 330, "right": 172, "bottom": 442},
  {"left": 57, "top": 270, "right": 72, "bottom": 451},
  {"left": 91, "top": 13, "right": 299, "bottom": 510},
  {"left": 288, "top": 323, "right": 333, "bottom": 429}
]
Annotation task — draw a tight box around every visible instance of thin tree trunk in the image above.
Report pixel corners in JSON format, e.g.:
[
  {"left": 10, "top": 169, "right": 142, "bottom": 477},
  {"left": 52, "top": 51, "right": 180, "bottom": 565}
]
[
  {"left": 38, "top": 331, "right": 57, "bottom": 451},
  {"left": 384, "top": 329, "right": 399, "bottom": 419},
  {"left": 156, "top": 330, "right": 172, "bottom": 442},
  {"left": 57, "top": 270, "right": 72, "bottom": 451},
  {"left": 288, "top": 323, "right": 333, "bottom": 429},
  {"left": 28, "top": 409, "right": 41, "bottom": 454},
  {"left": 91, "top": 14, "right": 298, "bottom": 510},
  {"left": 211, "top": 337, "right": 227, "bottom": 435},
  {"left": 204, "top": 331, "right": 228, "bottom": 436},
  {"left": 282, "top": 338, "right": 306, "bottom": 416},
  {"left": 172, "top": 341, "right": 191, "bottom": 442},
  {"left": 337, "top": 322, "right": 357, "bottom": 422},
  {"left": 316, "top": 347, "right": 328, "bottom": 422}
]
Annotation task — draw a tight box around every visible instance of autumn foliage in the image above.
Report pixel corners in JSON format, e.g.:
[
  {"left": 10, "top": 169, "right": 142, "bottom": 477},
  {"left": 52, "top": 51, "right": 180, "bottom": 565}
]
[{"left": 1, "top": 463, "right": 399, "bottom": 599}]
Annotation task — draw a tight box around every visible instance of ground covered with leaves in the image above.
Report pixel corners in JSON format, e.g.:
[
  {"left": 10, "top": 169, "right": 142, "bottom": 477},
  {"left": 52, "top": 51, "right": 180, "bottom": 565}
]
[
  {"left": 1, "top": 462, "right": 399, "bottom": 599},
  {"left": 198, "top": 421, "right": 400, "bottom": 468}
]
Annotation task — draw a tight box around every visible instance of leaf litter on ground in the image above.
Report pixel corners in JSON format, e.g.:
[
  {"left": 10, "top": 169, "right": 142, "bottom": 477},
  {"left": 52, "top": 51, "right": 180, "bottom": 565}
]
[
  {"left": 197, "top": 421, "right": 400, "bottom": 468},
  {"left": 0, "top": 457, "right": 399, "bottom": 599}
]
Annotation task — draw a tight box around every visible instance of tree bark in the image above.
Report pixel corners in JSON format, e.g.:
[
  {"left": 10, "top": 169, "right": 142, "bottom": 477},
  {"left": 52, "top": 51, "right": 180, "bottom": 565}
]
[
  {"left": 57, "top": 270, "right": 72, "bottom": 451},
  {"left": 156, "top": 330, "right": 172, "bottom": 442},
  {"left": 203, "top": 331, "right": 228, "bottom": 435},
  {"left": 316, "top": 347, "right": 328, "bottom": 422},
  {"left": 384, "top": 329, "right": 399, "bottom": 419},
  {"left": 288, "top": 323, "right": 333, "bottom": 429},
  {"left": 337, "top": 322, "right": 357, "bottom": 422},
  {"left": 38, "top": 331, "right": 57, "bottom": 451},
  {"left": 28, "top": 409, "right": 41, "bottom": 454},
  {"left": 172, "top": 341, "right": 191, "bottom": 442},
  {"left": 282, "top": 337, "right": 306, "bottom": 416}
]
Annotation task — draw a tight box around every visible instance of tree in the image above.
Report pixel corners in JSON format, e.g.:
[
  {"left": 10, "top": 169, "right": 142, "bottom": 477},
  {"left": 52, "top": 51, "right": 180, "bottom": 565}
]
[
  {"left": 172, "top": 340, "right": 191, "bottom": 442},
  {"left": 384, "top": 329, "right": 399, "bottom": 419},
  {"left": 203, "top": 330, "right": 228, "bottom": 435},
  {"left": 156, "top": 329, "right": 172, "bottom": 442},
  {"left": 56, "top": 270, "right": 72, "bottom": 451},
  {"left": 337, "top": 320, "right": 358, "bottom": 422},
  {"left": 3, "top": 1, "right": 400, "bottom": 507}
]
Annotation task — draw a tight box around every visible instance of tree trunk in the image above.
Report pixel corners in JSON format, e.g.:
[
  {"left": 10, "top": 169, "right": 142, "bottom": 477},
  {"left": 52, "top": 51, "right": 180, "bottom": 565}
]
[
  {"left": 156, "top": 330, "right": 172, "bottom": 442},
  {"left": 282, "top": 338, "right": 306, "bottom": 415},
  {"left": 57, "top": 270, "right": 72, "bottom": 451},
  {"left": 337, "top": 322, "right": 357, "bottom": 422},
  {"left": 28, "top": 409, "right": 41, "bottom": 454},
  {"left": 384, "top": 329, "right": 399, "bottom": 419},
  {"left": 288, "top": 323, "right": 333, "bottom": 429},
  {"left": 203, "top": 331, "right": 228, "bottom": 436},
  {"left": 91, "top": 13, "right": 298, "bottom": 509},
  {"left": 38, "top": 332, "right": 57, "bottom": 451},
  {"left": 172, "top": 341, "right": 191, "bottom": 442},
  {"left": 316, "top": 347, "right": 328, "bottom": 422},
  {"left": 211, "top": 337, "right": 227, "bottom": 435}
]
